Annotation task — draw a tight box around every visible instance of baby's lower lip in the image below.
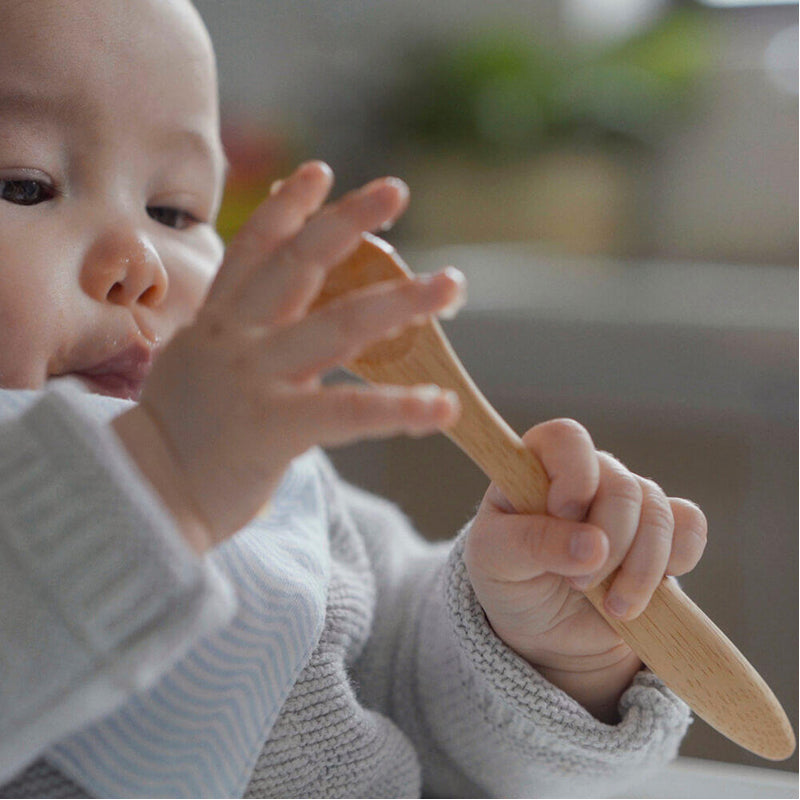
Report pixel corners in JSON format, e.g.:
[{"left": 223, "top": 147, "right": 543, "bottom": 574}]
[
  {"left": 74, "top": 372, "right": 145, "bottom": 400},
  {"left": 68, "top": 341, "right": 155, "bottom": 400}
]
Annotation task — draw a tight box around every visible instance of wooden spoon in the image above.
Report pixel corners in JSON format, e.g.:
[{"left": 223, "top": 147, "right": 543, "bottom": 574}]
[{"left": 315, "top": 233, "right": 795, "bottom": 761}]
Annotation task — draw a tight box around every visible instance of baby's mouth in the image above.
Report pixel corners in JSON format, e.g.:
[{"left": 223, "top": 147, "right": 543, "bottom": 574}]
[{"left": 69, "top": 342, "right": 155, "bottom": 401}]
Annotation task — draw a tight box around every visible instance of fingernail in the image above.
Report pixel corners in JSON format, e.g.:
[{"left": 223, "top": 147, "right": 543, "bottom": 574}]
[
  {"left": 437, "top": 268, "right": 467, "bottom": 320},
  {"left": 441, "top": 389, "right": 460, "bottom": 412},
  {"left": 439, "top": 294, "right": 466, "bottom": 321},
  {"left": 383, "top": 176, "right": 409, "bottom": 201},
  {"left": 269, "top": 179, "right": 284, "bottom": 195},
  {"left": 413, "top": 384, "right": 445, "bottom": 404},
  {"left": 605, "top": 594, "right": 630, "bottom": 619},
  {"left": 298, "top": 160, "right": 333, "bottom": 179},
  {"left": 414, "top": 385, "right": 459, "bottom": 413},
  {"left": 570, "top": 530, "right": 596, "bottom": 563}
]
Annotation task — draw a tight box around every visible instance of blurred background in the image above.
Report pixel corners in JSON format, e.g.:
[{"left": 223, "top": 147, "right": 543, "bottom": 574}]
[{"left": 193, "top": 0, "right": 798, "bottom": 776}]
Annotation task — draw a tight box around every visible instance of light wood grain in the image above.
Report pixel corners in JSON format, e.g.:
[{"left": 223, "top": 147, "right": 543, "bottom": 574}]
[{"left": 316, "top": 234, "right": 795, "bottom": 761}]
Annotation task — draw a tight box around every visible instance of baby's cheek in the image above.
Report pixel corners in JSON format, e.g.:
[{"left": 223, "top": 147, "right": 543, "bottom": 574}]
[
  {"left": 165, "top": 253, "right": 220, "bottom": 329},
  {"left": 0, "top": 309, "right": 49, "bottom": 388},
  {"left": 190, "top": 228, "right": 223, "bottom": 295}
]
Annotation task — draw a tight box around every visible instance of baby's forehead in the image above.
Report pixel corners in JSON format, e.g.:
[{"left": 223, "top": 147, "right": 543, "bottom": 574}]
[
  {"left": 0, "top": 0, "right": 224, "bottom": 187},
  {"left": 1, "top": 0, "right": 216, "bottom": 90},
  {"left": 0, "top": 1, "right": 219, "bottom": 122}
]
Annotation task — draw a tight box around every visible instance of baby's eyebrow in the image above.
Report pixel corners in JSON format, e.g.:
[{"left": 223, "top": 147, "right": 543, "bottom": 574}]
[
  {"left": 0, "top": 86, "right": 84, "bottom": 124},
  {"left": 0, "top": 84, "right": 227, "bottom": 183}
]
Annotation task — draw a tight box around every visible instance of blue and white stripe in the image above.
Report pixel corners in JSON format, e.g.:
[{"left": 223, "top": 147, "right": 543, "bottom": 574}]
[{"left": 24, "top": 390, "right": 333, "bottom": 798}]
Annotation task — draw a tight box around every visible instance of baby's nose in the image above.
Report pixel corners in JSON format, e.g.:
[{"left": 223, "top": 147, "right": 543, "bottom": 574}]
[{"left": 80, "top": 226, "right": 169, "bottom": 308}]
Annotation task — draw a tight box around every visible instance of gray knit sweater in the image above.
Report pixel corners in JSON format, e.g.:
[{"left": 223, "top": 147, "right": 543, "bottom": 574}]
[{"left": 0, "top": 388, "right": 691, "bottom": 798}]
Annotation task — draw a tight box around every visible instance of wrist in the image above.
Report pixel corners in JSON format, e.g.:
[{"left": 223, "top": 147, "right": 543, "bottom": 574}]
[
  {"left": 535, "top": 646, "right": 643, "bottom": 724},
  {"left": 113, "top": 406, "right": 215, "bottom": 554}
]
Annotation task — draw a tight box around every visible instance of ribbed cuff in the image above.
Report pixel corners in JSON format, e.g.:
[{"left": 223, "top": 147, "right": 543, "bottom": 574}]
[{"left": 444, "top": 528, "right": 691, "bottom": 756}]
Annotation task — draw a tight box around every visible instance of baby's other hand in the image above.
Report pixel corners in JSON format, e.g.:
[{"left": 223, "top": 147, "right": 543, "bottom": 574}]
[
  {"left": 115, "top": 162, "right": 463, "bottom": 551},
  {"left": 464, "top": 419, "right": 707, "bottom": 720}
]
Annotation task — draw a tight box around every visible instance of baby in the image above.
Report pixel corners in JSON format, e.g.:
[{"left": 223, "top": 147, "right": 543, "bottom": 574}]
[{"left": 0, "top": 0, "right": 707, "bottom": 797}]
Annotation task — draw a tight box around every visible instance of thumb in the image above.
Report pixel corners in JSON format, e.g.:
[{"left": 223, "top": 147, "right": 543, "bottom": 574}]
[{"left": 466, "top": 500, "right": 609, "bottom": 583}]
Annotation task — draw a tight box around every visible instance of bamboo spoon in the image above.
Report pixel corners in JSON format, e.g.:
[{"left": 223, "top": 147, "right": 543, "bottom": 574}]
[{"left": 315, "top": 233, "right": 795, "bottom": 761}]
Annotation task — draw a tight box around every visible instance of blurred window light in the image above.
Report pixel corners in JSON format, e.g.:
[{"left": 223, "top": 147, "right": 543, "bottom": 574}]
[
  {"left": 764, "top": 25, "right": 799, "bottom": 95},
  {"left": 696, "top": 1, "right": 797, "bottom": 6},
  {"left": 561, "top": 0, "right": 669, "bottom": 45}
]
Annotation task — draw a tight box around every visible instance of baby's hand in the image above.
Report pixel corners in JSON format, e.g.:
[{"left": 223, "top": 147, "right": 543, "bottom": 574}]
[
  {"left": 115, "top": 162, "right": 463, "bottom": 551},
  {"left": 464, "top": 419, "right": 707, "bottom": 721}
]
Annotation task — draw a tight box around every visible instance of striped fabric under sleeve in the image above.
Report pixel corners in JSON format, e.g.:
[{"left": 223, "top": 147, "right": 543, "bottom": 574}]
[{"left": 0, "top": 387, "right": 236, "bottom": 784}]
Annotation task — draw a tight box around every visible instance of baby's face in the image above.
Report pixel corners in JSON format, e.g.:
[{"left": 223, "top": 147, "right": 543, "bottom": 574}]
[{"left": 0, "top": 0, "right": 226, "bottom": 398}]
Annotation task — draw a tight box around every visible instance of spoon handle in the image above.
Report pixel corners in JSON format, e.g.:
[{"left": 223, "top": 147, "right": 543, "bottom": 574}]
[{"left": 350, "top": 315, "right": 795, "bottom": 761}]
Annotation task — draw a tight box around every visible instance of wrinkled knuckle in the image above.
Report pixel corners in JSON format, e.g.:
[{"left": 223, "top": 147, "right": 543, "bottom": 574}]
[
  {"left": 607, "top": 471, "right": 643, "bottom": 510},
  {"left": 689, "top": 504, "right": 709, "bottom": 544},
  {"left": 684, "top": 512, "right": 709, "bottom": 555},
  {"left": 642, "top": 496, "right": 675, "bottom": 538},
  {"left": 640, "top": 476, "right": 662, "bottom": 495},
  {"left": 674, "top": 498, "right": 708, "bottom": 543}
]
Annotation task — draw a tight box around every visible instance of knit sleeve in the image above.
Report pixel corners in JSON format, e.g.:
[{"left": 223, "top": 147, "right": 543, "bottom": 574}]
[
  {"left": 412, "top": 529, "right": 692, "bottom": 798},
  {"left": 0, "top": 388, "right": 236, "bottom": 784},
  {"left": 336, "top": 464, "right": 690, "bottom": 798}
]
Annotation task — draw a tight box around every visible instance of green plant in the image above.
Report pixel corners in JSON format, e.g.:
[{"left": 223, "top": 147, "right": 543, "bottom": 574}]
[{"left": 385, "top": 8, "right": 708, "bottom": 158}]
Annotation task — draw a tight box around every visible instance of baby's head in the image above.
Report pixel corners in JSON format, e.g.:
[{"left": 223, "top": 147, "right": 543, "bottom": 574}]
[{"left": 0, "top": 0, "right": 226, "bottom": 398}]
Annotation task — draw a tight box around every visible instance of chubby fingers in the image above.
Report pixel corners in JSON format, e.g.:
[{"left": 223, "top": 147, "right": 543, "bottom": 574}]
[
  {"left": 262, "top": 267, "right": 466, "bottom": 380},
  {"left": 211, "top": 161, "right": 335, "bottom": 303},
  {"left": 245, "top": 176, "right": 409, "bottom": 325},
  {"left": 521, "top": 419, "right": 600, "bottom": 520},
  {"left": 473, "top": 418, "right": 607, "bottom": 581},
  {"left": 574, "top": 456, "right": 708, "bottom": 620},
  {"left": 209, "top": 163, "right": 410, "bottom": 326},
  {"left": 288, "top": 383, "right": 461, "bottom": 453},
  {"left": 475, "top": 420, "right": 708, "bottom": 621},
  {"left": 666, "top": 497, "right": 708, "bottom": 576},
  {"left": 465, "top": 502, "right": 609, "bottom": 584},
  {"left": 579, "top": 470, "right": 672, "bottom": 620}
]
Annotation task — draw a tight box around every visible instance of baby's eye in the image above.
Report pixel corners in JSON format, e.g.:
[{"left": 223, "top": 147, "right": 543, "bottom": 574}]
[
  {"left": 0, "top": 179, "right": 55, "bottom": 206},
  {"left": 147, "top": 205, "right": 199, "bottom": 230}
]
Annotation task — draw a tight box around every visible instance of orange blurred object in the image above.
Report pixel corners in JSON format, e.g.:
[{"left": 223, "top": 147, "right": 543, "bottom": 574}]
[{"left": 217, "top": 118, "right": 294, "bottom": 242}]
